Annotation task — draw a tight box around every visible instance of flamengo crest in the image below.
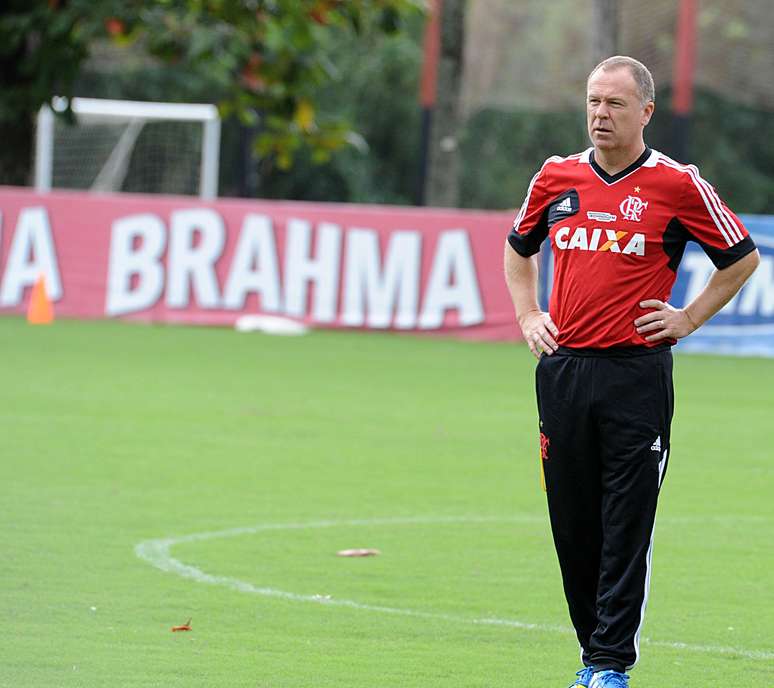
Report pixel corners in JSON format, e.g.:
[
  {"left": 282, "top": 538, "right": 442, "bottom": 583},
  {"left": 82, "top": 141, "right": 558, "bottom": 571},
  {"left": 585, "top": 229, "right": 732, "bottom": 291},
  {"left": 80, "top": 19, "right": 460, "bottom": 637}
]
[{"left": 619, "top": 195, "right": 648, "bottom": 222}]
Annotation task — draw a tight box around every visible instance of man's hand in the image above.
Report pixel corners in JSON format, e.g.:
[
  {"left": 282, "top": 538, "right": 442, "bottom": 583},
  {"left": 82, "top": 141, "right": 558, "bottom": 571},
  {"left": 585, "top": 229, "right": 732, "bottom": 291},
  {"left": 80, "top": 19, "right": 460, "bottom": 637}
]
[
  {"left": 635, "top": 251, "right": 760, "bottom": 343},
  {"left": 519, "top": 309, "right": 560, "bottom": 359},
  {"left": 503, "top": 243, "right": 560, "bottom": 358},
  {"left": 634, "top": 300, "right": 698, "bottom": 341}
]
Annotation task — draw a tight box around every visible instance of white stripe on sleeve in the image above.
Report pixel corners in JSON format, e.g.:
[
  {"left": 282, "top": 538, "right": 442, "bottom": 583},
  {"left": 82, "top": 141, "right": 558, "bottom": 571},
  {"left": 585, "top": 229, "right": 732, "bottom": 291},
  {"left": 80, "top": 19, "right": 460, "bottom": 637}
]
[{"left": 658, "top": 158, "right": 743, "bottom": 246}]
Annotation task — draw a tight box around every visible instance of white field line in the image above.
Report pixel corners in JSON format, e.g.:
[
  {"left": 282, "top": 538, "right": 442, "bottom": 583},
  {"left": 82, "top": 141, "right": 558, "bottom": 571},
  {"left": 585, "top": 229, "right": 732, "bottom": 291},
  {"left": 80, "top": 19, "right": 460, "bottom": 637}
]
[{"left": 134, "top": 515, "right": 774, "bottom": 662}]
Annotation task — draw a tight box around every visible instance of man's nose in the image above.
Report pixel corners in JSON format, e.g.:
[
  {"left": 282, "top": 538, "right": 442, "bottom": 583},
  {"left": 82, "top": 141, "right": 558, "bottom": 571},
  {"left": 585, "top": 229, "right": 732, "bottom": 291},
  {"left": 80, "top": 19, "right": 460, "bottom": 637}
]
[{"left": 596, "top": 103, "right": 610, "bottom": 118}]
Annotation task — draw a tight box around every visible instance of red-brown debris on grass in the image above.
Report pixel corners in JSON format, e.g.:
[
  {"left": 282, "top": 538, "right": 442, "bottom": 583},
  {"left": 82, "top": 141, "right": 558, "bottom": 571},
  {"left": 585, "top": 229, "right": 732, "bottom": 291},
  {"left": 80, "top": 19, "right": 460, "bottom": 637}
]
[{"left": 171, "top": 618, "right": 192, "bottom": 632}]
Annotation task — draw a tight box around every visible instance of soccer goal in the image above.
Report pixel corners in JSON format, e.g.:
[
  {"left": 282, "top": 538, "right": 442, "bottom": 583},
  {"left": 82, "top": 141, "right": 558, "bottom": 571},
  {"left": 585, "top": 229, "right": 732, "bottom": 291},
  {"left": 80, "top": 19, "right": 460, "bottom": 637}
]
[{"left": 34, "top": 97, "right": 221, "bottom": 199}]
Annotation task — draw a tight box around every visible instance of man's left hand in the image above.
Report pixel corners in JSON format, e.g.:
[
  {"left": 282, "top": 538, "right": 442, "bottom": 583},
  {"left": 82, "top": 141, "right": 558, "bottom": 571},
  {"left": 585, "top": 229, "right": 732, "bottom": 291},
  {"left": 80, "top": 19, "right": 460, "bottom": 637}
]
[{"left": 634, "top": 299, "right": 698, "bottom": 341}]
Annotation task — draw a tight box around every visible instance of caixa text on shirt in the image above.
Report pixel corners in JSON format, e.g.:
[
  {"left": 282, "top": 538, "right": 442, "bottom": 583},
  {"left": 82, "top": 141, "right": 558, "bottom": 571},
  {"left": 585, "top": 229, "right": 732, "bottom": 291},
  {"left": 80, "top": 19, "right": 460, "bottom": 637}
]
[{"left": 553, "top": 226, "right": 646, "bottom": 256}]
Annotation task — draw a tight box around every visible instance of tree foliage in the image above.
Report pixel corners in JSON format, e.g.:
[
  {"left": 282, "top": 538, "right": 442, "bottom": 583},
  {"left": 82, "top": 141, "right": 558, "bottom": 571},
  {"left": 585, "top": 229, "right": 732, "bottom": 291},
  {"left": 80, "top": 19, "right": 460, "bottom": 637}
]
[
  {"left": 232, "top": 13, "right": 425, "bottom": 203},
  {"left": 0, "top": 0, "right": 424, "bottom": 185}
]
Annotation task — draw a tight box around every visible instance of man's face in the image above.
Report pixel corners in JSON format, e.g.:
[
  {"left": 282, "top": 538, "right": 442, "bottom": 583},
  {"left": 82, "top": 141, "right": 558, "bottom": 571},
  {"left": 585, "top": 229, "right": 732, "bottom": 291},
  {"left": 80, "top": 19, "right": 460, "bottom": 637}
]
[{"left": 586, "top": 67, "right": 654, "bottom": 153}]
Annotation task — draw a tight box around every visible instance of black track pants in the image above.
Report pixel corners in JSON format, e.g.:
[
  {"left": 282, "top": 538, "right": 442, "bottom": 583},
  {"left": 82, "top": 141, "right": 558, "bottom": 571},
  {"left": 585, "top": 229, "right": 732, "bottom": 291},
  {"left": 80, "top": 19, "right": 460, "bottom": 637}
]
[{"left": 535, "top": 346, "right": 674, "bottom": 672}]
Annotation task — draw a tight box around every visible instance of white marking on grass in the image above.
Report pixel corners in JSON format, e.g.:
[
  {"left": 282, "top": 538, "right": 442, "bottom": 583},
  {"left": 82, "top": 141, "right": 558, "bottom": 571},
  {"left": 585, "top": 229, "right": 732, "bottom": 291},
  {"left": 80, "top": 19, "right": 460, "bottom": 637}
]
[{"left": 134, "top": 515, "right": 774, "bottom": 662}]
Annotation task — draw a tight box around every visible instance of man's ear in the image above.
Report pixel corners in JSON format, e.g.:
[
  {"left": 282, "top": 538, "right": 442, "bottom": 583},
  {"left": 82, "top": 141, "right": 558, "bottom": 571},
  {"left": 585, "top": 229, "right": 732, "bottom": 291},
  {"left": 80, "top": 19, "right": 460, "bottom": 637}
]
[{"left": 642, "top": 101, "right": 655, "bottom": 127}]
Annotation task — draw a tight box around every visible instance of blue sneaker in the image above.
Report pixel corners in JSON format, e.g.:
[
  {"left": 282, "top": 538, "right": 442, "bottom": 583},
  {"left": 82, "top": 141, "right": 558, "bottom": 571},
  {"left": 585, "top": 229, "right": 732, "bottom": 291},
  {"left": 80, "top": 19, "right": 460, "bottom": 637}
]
[
  {"left": 569, "top": 667, "right": 594, "bottom": 687},
  {"left": 590, "top": 670, "right": 630, "bottom": 688}
]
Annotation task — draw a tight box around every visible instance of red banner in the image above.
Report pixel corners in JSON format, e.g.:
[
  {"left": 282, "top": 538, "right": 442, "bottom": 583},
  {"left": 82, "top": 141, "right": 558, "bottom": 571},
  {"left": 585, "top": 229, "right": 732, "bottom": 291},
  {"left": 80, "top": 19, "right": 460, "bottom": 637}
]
[{"left": 0, "top": 187, "right": 522, "bottom": 340}]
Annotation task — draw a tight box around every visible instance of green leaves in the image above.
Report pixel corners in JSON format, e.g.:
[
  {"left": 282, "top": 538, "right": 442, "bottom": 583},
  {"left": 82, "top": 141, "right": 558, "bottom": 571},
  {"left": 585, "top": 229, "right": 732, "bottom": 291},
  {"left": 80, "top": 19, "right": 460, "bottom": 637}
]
[
  {"left": 125, "top": 0, "right": 425, "bottom": 169},
  {"left": 2, "top": 0, "right": 425, "bottom": 178}
]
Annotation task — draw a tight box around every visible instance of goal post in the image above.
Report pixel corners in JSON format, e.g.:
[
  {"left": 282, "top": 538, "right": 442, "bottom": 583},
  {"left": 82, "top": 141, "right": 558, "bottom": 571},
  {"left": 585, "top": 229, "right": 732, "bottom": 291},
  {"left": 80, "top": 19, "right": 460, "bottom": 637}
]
[{"left": 35, "top": 97, "right": 221, "bottom": 199}]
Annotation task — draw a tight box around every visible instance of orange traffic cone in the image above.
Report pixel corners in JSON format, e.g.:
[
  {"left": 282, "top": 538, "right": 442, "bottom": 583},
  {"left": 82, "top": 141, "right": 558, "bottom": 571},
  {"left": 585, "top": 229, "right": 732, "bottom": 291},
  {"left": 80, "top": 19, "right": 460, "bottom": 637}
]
[{"left": 27, "top": 275, "right": 54, "bottom": 325}]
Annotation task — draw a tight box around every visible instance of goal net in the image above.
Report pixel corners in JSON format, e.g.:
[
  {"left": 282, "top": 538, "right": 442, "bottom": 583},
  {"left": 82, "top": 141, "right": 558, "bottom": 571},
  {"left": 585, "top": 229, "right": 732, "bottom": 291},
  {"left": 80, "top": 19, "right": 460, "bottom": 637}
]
[{"left": 35, "top": 97, "right": 221, "bottom": 199}]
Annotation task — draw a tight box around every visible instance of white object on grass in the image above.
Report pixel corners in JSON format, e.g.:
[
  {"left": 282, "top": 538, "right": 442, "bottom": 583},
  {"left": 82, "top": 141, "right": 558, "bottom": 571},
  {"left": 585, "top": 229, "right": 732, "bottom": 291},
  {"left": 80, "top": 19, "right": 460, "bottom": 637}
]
[
  {"left": 234, "top": 315, "right": 309, "bottom": 336},
  {"left": 337, "top": 548, "right": 381, "bottom": 557}
]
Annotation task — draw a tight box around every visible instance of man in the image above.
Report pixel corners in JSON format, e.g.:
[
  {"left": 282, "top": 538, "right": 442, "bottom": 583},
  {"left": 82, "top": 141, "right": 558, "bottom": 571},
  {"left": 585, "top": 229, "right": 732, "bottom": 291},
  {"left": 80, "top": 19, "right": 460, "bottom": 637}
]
[{"left": 503, "top": 56, "right": 759, "bottom": 688}]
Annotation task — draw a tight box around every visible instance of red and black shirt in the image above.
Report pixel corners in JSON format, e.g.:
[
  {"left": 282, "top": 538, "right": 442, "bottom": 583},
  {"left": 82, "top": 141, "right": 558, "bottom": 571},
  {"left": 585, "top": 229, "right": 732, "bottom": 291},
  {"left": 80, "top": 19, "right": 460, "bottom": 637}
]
[{"left": 507, "top": 147, "right": 756, "bottom": 348}]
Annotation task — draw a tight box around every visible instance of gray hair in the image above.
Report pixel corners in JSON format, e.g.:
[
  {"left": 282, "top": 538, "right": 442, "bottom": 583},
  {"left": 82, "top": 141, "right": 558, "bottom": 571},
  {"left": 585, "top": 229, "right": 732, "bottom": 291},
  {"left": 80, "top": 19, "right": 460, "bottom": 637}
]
[{"left": 588, "top": 56, "right": 655, "bottom": 106}]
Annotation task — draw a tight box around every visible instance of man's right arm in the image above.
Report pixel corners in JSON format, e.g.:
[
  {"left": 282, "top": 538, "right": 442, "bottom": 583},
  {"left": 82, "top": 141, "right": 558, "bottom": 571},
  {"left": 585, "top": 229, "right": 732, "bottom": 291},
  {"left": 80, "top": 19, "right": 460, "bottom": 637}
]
[{"left": 504, "top": 243, "right": 559, "bottom": 359}]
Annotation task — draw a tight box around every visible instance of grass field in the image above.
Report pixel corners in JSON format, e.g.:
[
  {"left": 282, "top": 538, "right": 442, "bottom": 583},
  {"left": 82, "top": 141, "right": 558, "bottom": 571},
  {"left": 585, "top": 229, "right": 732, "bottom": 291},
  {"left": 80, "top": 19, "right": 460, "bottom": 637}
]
[{"left": 1, "top": 317, "right": 772, "bottom": 687}]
